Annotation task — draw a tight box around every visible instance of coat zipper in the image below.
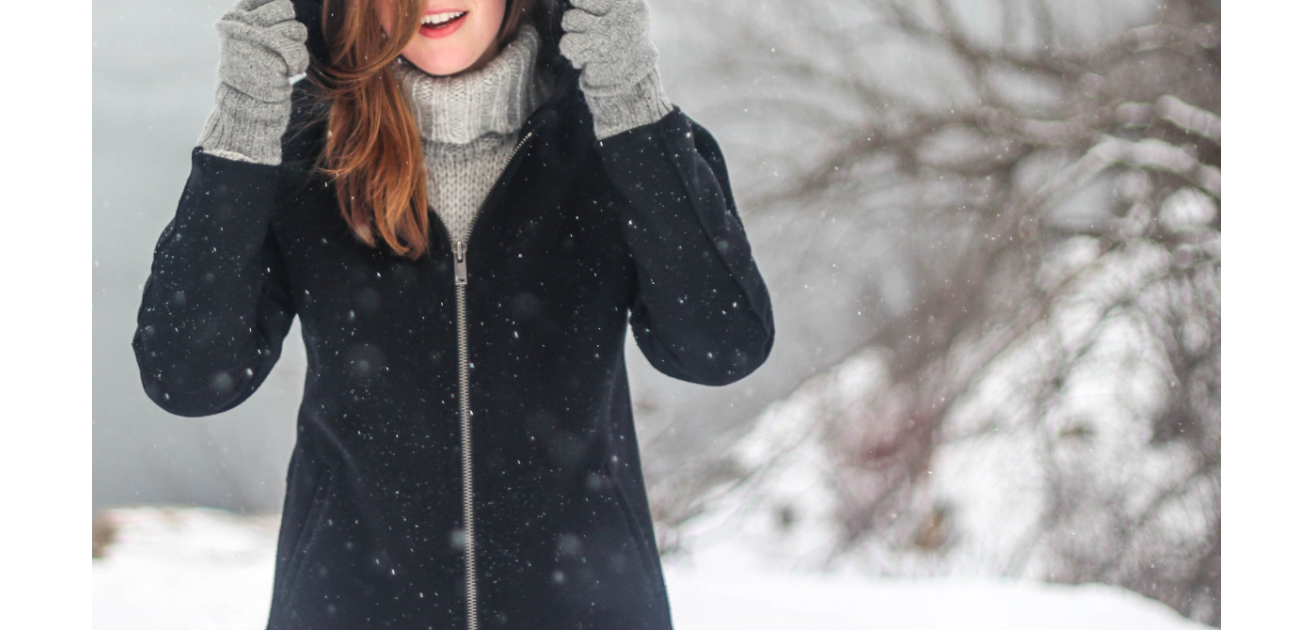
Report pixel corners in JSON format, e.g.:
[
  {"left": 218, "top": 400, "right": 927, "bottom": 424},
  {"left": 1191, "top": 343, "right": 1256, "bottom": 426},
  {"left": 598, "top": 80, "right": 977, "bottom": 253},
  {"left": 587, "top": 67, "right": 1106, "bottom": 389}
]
[{"left": 443, "top": 128, "right": 535, "bottom": 630}]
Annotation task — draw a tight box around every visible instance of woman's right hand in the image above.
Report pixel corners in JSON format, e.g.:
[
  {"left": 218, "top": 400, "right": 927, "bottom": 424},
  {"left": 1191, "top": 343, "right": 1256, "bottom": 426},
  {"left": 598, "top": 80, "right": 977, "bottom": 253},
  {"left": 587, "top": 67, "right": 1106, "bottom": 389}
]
[{"left": 197, "top": 0, "right": 311, "bottom": 166}]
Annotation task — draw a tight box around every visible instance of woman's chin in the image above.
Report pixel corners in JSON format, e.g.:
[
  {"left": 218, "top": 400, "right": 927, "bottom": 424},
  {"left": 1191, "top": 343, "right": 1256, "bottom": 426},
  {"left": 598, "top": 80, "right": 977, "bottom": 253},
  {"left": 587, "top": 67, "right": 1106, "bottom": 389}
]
[{"left": 401, "top": 49, "right": 477, "bottom": 77}]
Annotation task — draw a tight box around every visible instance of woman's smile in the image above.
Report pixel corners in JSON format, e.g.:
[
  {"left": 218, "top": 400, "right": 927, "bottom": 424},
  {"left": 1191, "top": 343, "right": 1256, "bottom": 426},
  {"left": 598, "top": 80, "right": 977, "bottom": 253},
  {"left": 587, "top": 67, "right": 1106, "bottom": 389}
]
[
  {"left": 378, "top": 1, "right": 507, "bottom": 76},
  {"left": 418, "top": 9, "right": 468, "bottom": 38}
]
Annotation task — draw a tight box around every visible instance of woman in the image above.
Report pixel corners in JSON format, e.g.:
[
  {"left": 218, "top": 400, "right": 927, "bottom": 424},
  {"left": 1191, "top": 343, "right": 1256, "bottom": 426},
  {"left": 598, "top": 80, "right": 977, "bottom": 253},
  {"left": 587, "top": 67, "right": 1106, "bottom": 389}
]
[{"left": 132, "top": 0, "right": 774, "bottom": 627}]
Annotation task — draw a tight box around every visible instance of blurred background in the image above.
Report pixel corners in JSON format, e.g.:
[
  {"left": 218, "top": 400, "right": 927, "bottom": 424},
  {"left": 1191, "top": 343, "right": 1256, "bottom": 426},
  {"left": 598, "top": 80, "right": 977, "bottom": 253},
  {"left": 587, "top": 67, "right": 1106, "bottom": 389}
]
[{"left": 93, "top": 0, "right": 1220, "bottom": 627}]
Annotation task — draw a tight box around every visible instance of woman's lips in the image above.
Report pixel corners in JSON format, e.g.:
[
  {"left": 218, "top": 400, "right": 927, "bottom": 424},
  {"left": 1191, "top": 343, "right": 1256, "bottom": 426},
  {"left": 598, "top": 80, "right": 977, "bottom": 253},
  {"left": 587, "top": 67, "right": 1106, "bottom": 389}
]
[{"left": 419, "top": 12, "right": 468, "bottom": 39}]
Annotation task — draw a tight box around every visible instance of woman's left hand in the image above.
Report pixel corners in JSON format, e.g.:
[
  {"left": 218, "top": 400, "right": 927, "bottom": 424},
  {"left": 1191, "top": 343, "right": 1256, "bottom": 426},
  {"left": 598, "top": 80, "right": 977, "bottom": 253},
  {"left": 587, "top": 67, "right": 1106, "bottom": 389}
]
[
  {"left": 560, "top": 0, "right": 656, "bottom": 89},
  {"left": 560, "top": 0, "right": 674, "bottom": 139}
]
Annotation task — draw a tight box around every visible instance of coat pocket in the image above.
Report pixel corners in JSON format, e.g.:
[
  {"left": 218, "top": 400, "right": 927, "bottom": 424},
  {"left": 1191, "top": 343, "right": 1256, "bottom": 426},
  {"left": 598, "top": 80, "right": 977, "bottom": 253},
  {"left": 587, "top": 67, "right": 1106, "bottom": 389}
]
[
  {"left": 597, "top": 466, "right": 663, "bottom": 595},
  {"left": 278, "top": 464, "right": 335, "bottom": 605}
]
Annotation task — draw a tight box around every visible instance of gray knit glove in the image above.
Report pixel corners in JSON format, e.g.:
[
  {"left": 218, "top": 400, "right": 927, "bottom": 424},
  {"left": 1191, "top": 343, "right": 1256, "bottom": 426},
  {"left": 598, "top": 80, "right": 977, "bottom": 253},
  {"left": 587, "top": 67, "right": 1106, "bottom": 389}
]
[
  {"left": 197, "top": 0, "right": 310, "bottom": 165},
  {"left": 560, "top": 0, "right": 675, "bottom": 140}
]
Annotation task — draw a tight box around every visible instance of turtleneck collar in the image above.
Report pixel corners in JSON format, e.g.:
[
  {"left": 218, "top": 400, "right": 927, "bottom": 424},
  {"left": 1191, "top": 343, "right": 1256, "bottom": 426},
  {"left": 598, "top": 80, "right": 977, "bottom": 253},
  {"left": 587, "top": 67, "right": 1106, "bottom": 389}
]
[{"left": 392, "top": 23, "right": 547, "bottom": 145}]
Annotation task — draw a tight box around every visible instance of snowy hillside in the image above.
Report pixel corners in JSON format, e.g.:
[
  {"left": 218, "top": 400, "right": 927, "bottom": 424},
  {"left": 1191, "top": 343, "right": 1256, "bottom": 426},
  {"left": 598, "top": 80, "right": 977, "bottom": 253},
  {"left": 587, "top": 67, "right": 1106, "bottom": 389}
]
[{"left": 92, "top": 506, "right": 1208, "bottom": 630}]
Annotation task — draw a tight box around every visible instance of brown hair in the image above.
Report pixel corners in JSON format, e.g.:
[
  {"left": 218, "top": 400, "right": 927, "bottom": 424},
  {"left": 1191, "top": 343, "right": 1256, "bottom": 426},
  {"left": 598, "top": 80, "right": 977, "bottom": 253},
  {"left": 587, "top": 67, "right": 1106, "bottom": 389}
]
[{"left": 305, "top": 0, "right": 557, "bottom": 260}]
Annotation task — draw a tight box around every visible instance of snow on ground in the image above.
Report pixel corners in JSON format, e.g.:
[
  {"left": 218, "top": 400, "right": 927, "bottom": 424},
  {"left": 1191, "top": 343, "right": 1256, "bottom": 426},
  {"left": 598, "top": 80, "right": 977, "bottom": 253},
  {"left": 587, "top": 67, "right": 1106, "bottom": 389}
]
[{"left": 93, "top": 506, "right": 1210, "bottom": 630}]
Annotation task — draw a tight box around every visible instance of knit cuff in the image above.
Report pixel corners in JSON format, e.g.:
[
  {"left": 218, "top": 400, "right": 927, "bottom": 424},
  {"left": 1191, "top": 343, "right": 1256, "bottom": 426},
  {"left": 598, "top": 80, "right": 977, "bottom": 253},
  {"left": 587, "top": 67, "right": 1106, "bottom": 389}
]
[
  {"left": 197, "top": 83, "right": 291, "bottom": 166},
  {"left": 583, "top": 67, "right": 675, "bottom": 141}
]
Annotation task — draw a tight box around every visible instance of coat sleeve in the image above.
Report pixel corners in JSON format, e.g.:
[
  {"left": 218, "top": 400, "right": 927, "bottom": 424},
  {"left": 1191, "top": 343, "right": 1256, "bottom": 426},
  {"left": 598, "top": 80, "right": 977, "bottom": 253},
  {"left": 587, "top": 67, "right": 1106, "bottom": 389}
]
[
  {"left": 131, "top": 147, "right": 297, "bottom": 417},
  {"left": 597, "top": 105, "right": 775, "bottom": 386}
]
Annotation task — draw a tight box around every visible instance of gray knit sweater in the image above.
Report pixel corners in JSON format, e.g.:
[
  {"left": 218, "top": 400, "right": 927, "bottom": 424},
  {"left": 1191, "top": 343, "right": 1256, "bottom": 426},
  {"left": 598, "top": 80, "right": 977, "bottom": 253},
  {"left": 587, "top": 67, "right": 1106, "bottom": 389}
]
[
  {"left": 198, "top": 2, "right": 675, "bottom": 247},
  {"left": 392, "top": 23, "right": 552, "bottom": 245}
]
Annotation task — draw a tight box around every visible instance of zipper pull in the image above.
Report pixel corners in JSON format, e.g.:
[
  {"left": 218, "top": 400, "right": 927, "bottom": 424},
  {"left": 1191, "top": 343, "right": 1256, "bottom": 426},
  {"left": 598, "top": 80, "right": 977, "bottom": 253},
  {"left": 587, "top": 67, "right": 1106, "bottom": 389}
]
[{"left": 453, "top": 240, "right": 468, "bottom": 286}]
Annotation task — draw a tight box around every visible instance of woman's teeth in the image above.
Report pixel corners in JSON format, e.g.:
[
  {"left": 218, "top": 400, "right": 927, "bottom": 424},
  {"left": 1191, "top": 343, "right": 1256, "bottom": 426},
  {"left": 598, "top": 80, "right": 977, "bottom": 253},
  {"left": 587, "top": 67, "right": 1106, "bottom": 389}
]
[{"left": 422, "top": 11, "right": 467, "bottom": 27}]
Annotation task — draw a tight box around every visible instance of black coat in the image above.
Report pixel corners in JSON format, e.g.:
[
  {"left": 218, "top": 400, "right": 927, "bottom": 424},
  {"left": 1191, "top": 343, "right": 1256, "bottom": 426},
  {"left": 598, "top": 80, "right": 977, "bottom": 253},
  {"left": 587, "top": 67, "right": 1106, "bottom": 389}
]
[{"left": 132, "top": 3, "right": 774, "bottom": 628}]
